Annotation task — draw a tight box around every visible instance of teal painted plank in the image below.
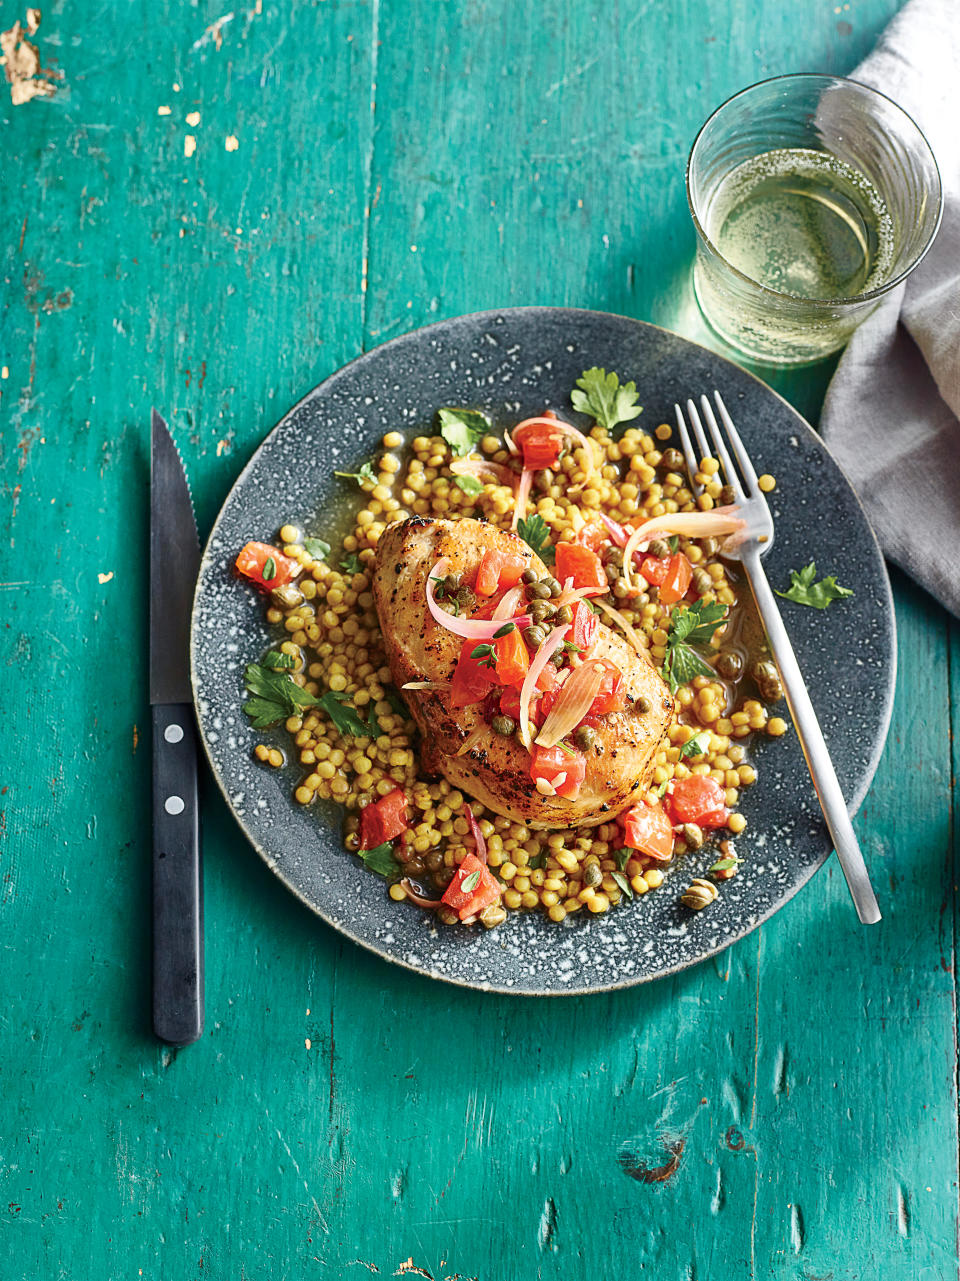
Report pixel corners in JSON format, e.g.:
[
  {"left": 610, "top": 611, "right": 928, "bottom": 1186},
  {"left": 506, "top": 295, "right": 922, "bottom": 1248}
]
[{"left": 2, "top": 0, "right": 956, "bottom": 1279}]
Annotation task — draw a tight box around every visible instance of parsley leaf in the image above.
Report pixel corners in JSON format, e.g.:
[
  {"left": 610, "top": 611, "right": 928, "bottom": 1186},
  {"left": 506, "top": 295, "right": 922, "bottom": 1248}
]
[
  {"left": 243, "top": 658, "right": 320, "bottom": 727},
  {"left": 668, "top": 535, "right": 679, "bottom": 553},
  {"left": 570, "top": 367, "right": 642, "bottom": 433},
  {"left": 680, "top": 730, "right": 712, "bottom": 759},
  {"left": 516, "top": 513, "right": 556, "bottom": 564},
  {"left": 303, "top": 537, "right": 331, "bottom": 561},
  {"left": 318, "top": 690, "right": 374, "bottom": 737},
  {"left": 454, "top": 474, "right": 484, "bottom": 497},
  {"left": 710, "top": 854, "right": 743, "bottom": 874},
  {"left": 438, "top": 407, "right": 489, "bottom": 457},
  {"left": 776, "top": 562, "right": 853, "bottom": 610},
  {"left": 340, "top": 552, "right": 363, "bottom": 575},
  {"left": 662, "top": 599, "right": 727, "bottom": 694},
  {"left": 334, "top": 460, "right": 377, "bottom": 487},
  {"left": 358, "top": 842, "right": 402, "bottom": 878},
  {"left": 611, "top": 870, "right": 633, "bottom": 900},
  {"left": 613, "top": 847, "right": 632, "bottom": 871},
  {"left": 654, "top": 779, "right": 669, "bottom": 799},
  {"left": 385, "top": 687, "right": 410, "bottom": 719}
]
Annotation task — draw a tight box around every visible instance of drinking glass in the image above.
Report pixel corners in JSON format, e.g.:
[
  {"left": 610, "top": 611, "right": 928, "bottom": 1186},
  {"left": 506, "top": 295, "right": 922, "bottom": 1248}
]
[{"left": 686, "top": 74, "right": 942, "bottom": 364}]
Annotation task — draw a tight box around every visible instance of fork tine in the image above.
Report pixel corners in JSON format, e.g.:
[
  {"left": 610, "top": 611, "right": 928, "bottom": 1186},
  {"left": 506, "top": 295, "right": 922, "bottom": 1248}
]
[
  {"left": 699, "top": 395, "right": 747, "bottom": 502},
  {"left": 684, "top": 398, "right": 712, "bottom": 469},
  {"left": 673, "top": 403, "right": 701, "bottom": 494},
  {"left": 713, "top": 392, "right": 761, "bottom": 495}
]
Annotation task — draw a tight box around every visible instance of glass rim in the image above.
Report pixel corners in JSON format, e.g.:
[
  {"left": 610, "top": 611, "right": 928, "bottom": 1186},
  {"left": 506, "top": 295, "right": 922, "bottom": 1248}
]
[{"left": 685, "top": 72, "right": 944, "bottom": 308}]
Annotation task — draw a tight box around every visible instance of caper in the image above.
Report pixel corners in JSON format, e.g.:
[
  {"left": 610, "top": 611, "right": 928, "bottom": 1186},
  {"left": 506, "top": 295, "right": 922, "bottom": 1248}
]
[
  {"left": 556, "top": 604, "right": 573, "bottom": 625},
  {"left": 682, "top": 822, "right": 705, "bottom": 850},
  {"left": 634, "top": 590, "right": 650, "bottom": 607},
  {"left": 647, "top": 537, "right": 670, "bottom": 559},
  {"left": 573, "top": 725, "right": 596, "bottom": 751},
  {"left": 405, "top": 857, "right": 426, "bottom": 877},
  {"left": 552, "top": 650, "right": 566, "bottom": 668},
  {"left": 491, "top": 714, "right": 516, "bottom": 737},
  {"left": 605, "top": 562, "right": 620, "bottom": 584},
  {"left": 540, "top": 604, "right": 557, "bottom": 622},
  {"left": 692, "top": 568, "right": 713, "bottom": 596},
  {"left": 605, "top": 547, "right": 624, "bottom": 568},
  {"left": 533, "top": 468, "right": 554, "bottom": 494},
  {"left": 524, "top": 625, "right": 547, "bottom": 649},
  {"left": 444, "top": 571, "right": 462, "bottom": 592},
  {"left": 647, "top": 585, "right": 660, "bottom": 604},
  {"left": 583, "top": 859, "right": 603, "bottom": 888},
  {"left": 754, "top": 660, "right": 784, "bottom": 702},
  {"left": 529, "top": 599, "right": 551, "bottom": 623},
  {"left": 545, "top": 577, "right": 562, "bottom": 598},
  {"left": 720, "top": 484, "right": 736, "bottom": 506},
  {"left": 521, "top": 568, "right": 538, "bottom": 585},
  {"left": 455, "top": 585, "right": 476, "bottom": 610},
  {"left": 530, "top": 582, "right": 552, "bottom": 600},
  {"left": 716, "top": 649, "right": 743, "bottom": 680},
  {"left": 270, "top": 582, "right": 304, "bottom": 610},
  {"left": 424, "top": 850, "right": 443, "bottom": 872},
  {"left": 700, "top": 536, "right": 720, "bottom": 558},
  {"left": 635, "top": 695, "right": 651, "bottom": 713},
  {"left": 661, "top": 447, "right": 685, "bottom": 471}
]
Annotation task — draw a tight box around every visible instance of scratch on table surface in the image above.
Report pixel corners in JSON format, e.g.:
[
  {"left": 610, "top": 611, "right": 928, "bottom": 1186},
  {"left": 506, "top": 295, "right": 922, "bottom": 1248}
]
[
  {"left": 193, "top": 0, "right": 261, "bottom": 51},
  {"left": 618, "top": 1133, "right": 685, "bottom": 1184},
  {"left": 394, "top": 1260, "right": 432, "bottom": 1279},
  {"left": 1, "top": 11, "right": 59, "bottom": 105},
  {"left": 266, "top": 1110, "right": 330, "bottom": 1235}
]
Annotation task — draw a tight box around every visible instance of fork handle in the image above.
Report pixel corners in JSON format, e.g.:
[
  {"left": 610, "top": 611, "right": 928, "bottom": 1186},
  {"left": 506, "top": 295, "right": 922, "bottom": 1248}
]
[{"left": 740, "top": 551, "right": 881, "bottom": 925}]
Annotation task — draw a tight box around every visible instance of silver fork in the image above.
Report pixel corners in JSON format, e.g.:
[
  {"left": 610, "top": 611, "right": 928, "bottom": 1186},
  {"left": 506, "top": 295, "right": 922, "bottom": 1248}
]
[{"left": 675, "top": 393, "right": 881, "bottom": 926}]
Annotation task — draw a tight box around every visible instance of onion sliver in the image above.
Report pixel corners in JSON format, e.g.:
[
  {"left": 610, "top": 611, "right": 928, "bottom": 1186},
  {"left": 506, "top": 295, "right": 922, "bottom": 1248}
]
[
  {"left": 598, "top": 512, "right": 628, "bottom": 547},
  {"left": 621, "top": 507, "right": 744, "bottom": 592},
  {"left": 464, "top": 803, "right": 487, "bottom": 864},
  {"left": 456, "top": 726, "right": 486, "bottom": 757},
  {"left": 494, "top": 585, "right": 524, "bottom": 620},
  {"left": 426, "top": 559, "right": 531, "bottom": 639},
  {"left": 518, "top": 624, "right": 569, "bottom": 750},
  {"left": 401, "top": 680, "right": 453, "bottom": 691},
  {"left": 591, "top": 598, "right": 647, "bottom": 658},
  {"left": 450, "top": 458, "right": 517, "bottom": 490},
  {"left": 511, "top": 466, "right": 534, "bottom": 530},
  {"left": 534, "top": 660, "right": 605, "bottom": 749}
]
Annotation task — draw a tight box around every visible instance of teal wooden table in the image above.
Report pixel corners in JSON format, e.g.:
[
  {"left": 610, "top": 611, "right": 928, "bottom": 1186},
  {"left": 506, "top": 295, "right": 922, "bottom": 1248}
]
[{"left": 3, "top": 2, "right": 957, "bottom": 1277}]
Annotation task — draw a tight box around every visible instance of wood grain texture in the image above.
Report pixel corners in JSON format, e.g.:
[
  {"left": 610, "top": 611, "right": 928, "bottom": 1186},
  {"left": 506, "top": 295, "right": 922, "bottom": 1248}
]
[{"left": 2, "top": 0, "right": 955, "bottom": 1278}]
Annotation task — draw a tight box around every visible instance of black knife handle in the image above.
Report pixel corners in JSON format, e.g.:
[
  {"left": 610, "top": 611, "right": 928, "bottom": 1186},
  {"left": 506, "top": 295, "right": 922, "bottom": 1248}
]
[{"left": 152, "top": 703, "right": 204, "bottom": 1045}]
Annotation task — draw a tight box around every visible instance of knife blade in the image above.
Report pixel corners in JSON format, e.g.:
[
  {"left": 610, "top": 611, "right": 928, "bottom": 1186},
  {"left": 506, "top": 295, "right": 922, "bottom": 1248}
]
[{"left": 150, "top": 409, "right": 204, "bottom": 1046}]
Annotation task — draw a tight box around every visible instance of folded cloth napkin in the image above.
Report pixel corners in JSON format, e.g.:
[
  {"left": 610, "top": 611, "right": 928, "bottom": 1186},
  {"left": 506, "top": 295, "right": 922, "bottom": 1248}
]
[{"left": 820, "top": 0, "right": 960, "bottom": 617}]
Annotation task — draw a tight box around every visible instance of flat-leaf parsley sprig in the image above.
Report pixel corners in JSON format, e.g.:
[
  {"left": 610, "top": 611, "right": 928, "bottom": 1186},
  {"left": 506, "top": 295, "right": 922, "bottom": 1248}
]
[
  {"left": 662, "top": 599, "right": 728, "bottom": 695},
  {"left": 776, "top": 562, "right": 853, "bottom": 610},
  {"left": 570, "top": 367, "right": 642, "bottom": 433}
]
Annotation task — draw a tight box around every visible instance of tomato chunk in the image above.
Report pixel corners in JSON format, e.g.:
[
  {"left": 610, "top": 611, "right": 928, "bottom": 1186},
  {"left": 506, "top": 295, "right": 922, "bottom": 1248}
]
[
  {"left": 587, "top": 658, "right": 627, "bottom": 716},
  {"left": 530, "top": 743, "right": 587, "bottom": 800},
  {"left": 568, "top": 600, "right": 599, "bottom": 656},
  {"left": 441, "top": 852, "right": 502, "bottom": 921},
  {"left": 494, "top": 625, "right": 530, "bottom": 685},
  {"left": 360, "top": 787, "right": 408, "bottom": 849},
  {"left": 639, "top": 556, "right": 668, "bottom": 587},
  {"left": 235, "top": 541, "right": 300, "bottom": 591},
  {"left": 476, "top": 548, "right": 527, "bottom": 597},
  {"left": 619, "top": 801, "right": 675, "bottom": 862},
  {"left": 555, "top": 542, "right": 606, "bottom": 593},
  {"left": 513, "top": 412, "right": 564, "bottom": 468},
  {"left": 450, "top": 638, "right": 496, "bottom": 708},
  {"left": 658, "top": 552, "right": 693, "bottom": 605},
  {"left": 574, "top": 520, "right": 606, "bottom": 554},
  {"left": 667, "top": 775, "right": 729, "bottom": 829}
]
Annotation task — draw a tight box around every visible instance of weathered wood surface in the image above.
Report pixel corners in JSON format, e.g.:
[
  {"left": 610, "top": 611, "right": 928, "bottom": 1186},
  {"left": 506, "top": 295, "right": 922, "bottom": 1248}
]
[{"left": 2, "top": 0, "right": 957, "bottom": 1277}]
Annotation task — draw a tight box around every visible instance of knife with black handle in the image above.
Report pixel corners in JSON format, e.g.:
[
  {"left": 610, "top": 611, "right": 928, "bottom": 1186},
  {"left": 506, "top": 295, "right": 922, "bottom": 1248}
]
[{"left": 150, "top": 409, "right": 204, "bottom": 1045}]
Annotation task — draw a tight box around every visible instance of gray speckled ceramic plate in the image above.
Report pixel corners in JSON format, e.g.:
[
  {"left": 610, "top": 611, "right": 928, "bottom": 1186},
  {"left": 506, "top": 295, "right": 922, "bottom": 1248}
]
[{"left": 191, "top": 307, "right": 895, "bottom": 994}]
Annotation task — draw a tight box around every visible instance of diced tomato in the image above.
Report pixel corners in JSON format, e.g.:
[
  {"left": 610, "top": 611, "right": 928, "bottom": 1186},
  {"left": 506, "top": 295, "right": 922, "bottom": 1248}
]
[
  {"left": 667, "top": 775, "right": 729, "bottom": 829},
  {"left": 494, "top": 626, "right": 530, "bottom": 685},
  {"left": 441, "top": 852, "right": 502, "bottom": 921},
  {"left": 574, "top": 520, "right": 606, "bottom": 554},
  {"left": 555, "top": 542, "right": 606, "bottom": 593},
  {"left": 235, "top": 541, "right": 300, "bottom": 591},
  {"left": 536, "top": 660, "right": 560, "bottom": 692},
  {"left": 359, "top": 787, "right": 408, "bottom": 849},
  {"left": 639, "top": 556, "right": 669, "bottom": 586},
  {"left": 450, "top": 638, "right": 496, "bottom": 708},
  {"left": 587, "top": 658, "right": 627, "bottom": 716},
  {"left": 513, "top": 411, "right": 564, "bottom": 468},
  {"left": 530, "top": 743, "right": 587, "bottom": 800},
  {"left": 658, "top": 552, "right": 693, "bottom": 605},
  {"left": 568, "top": 600, "right": 599, "bottom": 656},
  {"left": 476, "top": 548, "right": 527, "bottom": 597},
  {"left": 619, "top": 801, "right": 675, "bottom": 862}
]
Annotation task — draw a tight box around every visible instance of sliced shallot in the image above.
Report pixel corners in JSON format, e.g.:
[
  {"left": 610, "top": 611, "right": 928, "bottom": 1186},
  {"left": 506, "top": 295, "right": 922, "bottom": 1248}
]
[
  {"left": 518, "top": 624, "right": 569, "bottom": 749},
  {"left": 464, "top": 803, "right": 487, "bottom": 864},
  {"left": 621, "top": 507, "right": 744, "bottom": 592},
  {"left": 426, "top": 558, "right": 531, "bottom": 639},
  {"left": 534, "top": 660, "right": 606, "bottom": 749},
  {"left": 511, "top": 465, "right": 534, "bottom": 530},
  {"left": 591, "top": 598, "right": 647, "bottom": 658},
  {"left": 450, "top": 458, "right": 518, "bottom": 490},
  {"left": 400, "top": 878, "right": 442, "bottom": 909}
]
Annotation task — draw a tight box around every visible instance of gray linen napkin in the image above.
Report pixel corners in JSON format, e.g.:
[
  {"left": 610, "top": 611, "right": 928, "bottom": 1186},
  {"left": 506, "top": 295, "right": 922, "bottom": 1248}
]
[{"left": 820, "top": 0, "right": 960, "bottom": 616}]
